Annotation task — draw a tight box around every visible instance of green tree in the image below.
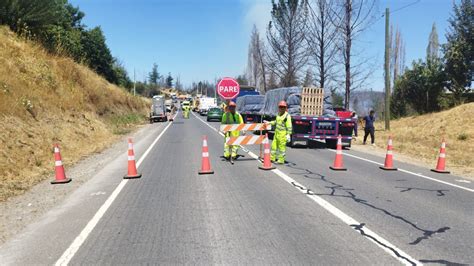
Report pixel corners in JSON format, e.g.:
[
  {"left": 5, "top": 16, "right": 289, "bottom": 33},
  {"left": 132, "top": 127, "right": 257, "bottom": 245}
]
[
  {"left": 42, "top": 25, "right": 83, "bottom": 60},
  {"left": 426, "top": 23, "right": 439, "bottom": 64},
  {"left": 166, "top": 72, "right": 173, "bottom": 88},
  {"left": 112, "top": 59, "right": 132, "bottom": 89},
  {"left": 392, "top": 60, "right": 446, "bottom": 115},
  {"left": 391, "top": 78, "right": 408, "bottom": 118},
  {"left": 443, "top": 0, "right": 473, "bottom": 103},
  {"left": 148, "top": 63, "right": 161, "bottom": 86},
  {"left": 0, "top": 0, "right": 63, "bottom": 36},
  {"left": 80, "top": 26, "right": 116, "bottom": 83},
  {"left": 331, "top": 90, "right": 344, "bottom": 108}
]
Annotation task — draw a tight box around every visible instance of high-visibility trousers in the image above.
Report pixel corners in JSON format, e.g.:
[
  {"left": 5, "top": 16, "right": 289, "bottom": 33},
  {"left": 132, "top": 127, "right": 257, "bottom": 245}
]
[
  {"left": 271, "top": 131, "right": 287, "bottom": 163},
  {"left": 224, "top": 131, "right": 239, "bottom": 158}
]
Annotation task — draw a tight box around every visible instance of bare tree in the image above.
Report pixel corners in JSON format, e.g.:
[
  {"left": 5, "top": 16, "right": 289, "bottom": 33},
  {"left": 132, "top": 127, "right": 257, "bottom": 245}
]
[
  {"left": 390, "top": 25, "right": 405, "bottom": 85},
  {"left": 331, "top": 0, "right": 377, "bottom": 109},
  {"left": 307, "top": 0, "right": 338, "bottom": 90},
  {"left": 247, "top": 25, "right": 268, "bottom": 93},
  {"left": 267, "top": 0, "right": 310, "bottom": 87}
]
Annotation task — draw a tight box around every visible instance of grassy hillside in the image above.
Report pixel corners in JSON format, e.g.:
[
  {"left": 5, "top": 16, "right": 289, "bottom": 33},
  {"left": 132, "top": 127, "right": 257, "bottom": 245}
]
[
  {"left": 0, "top": 27, "right": 150, "bottom": 201},
  {"left": 359, "top": 103, "right": 474, "bottom": 177}
]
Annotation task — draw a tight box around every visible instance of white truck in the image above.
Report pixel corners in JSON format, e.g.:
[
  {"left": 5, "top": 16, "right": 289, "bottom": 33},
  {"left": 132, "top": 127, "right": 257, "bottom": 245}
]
[
  {"left": 198, "top": 97, "right": 217, "bottom": 116},
  {"left": 150, "top": 95, "right": 167, "bottom": 123}
]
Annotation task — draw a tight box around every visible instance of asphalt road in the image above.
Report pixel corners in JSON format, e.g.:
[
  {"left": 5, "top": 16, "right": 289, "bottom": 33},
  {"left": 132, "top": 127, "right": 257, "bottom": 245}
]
[{"left": 0, "top": 111, "right": 472, "bottom": 265}]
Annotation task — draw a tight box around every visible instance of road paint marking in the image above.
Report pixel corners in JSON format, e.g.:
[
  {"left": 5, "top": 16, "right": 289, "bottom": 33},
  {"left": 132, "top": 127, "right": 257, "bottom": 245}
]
[
  {"left": 194, "top": 112, "right": 420, "bottom": 265},
  {"left": 90, "top": 191, "right": 106, "bottom": 196},
  {"left": 455, "top": 179, "right": 471, "bottom": 183},
  {"left": 329, "top": 150, "right": 474, "bottom": 193},
  {"left": 55, "top": 113, "right": 177, "bottom": 266},
  {"left": 269, "top": 167, "right": 420, "bottom": 265}
]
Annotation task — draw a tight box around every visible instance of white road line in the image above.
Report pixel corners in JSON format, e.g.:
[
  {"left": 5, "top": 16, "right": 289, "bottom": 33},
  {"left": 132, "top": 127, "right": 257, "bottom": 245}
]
[
  {"left": 55, "top": 113, "right": 178, "bottom": 266},
  {"left": 329, "top": 149, "right": 474, "bottom": 193},
  {"left": 194, "top": 113, "right": 420, "bottom": 265},
  {"left": 269, "top": 167, "right": 420, "bottom": 265}
]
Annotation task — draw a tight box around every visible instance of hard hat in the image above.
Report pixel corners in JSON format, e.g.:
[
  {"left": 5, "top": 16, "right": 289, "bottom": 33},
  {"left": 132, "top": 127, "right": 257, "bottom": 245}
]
[
  {"left": 278, "top": 101, "right": 287, "bottom": 108},
  {"left": 228, "top": 101, "right": 237, "bottom": 107}
]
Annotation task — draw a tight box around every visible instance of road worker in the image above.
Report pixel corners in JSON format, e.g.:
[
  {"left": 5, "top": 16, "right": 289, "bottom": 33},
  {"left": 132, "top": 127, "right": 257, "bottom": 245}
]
[
  {"left": 221, "top": 101, "right": 243, "bottom": 160},
  {"left": 182, "top": 104, "right": 189, "bottom": 119},
  {"left": 266, "top": 101, "right": 292, "bottom": 164}
]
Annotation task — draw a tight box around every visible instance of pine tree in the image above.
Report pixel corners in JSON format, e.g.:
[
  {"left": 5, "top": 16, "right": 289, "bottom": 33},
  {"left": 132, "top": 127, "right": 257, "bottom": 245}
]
[
  {"left": 427, "top": 23, "right": 439, "bottom": 64},
  {"left": 443, "top": 0, "right": 473, "bottom": 103},
  {"left": 166, "top": 72, "right": 174, "bottom": 88},
  {"left": 148, "top": 63, "right": 161, "bottom": 85}
]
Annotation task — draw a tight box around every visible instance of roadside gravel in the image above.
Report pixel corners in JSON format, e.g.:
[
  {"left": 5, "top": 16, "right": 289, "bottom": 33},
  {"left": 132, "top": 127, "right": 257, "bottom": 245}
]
[{"left": 0, "top": 125, "right": 149, "bottom": 245}]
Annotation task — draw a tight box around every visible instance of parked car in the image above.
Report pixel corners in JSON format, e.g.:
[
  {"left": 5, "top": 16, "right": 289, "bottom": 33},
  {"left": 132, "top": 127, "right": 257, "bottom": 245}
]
[{"left": 207, "top": 107, "right": 223, "bottom": 122}]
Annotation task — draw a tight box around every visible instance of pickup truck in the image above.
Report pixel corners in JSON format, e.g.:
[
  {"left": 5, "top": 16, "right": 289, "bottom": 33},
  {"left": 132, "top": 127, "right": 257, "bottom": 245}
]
[{"left": 261, "top": 87, "right": 356, "bottom": 149}]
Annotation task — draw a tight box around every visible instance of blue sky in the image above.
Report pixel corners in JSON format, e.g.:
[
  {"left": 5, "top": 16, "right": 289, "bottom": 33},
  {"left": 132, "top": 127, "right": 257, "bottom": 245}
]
[{"left": 70, "top": 0, "right": 455, "bottom": 91}]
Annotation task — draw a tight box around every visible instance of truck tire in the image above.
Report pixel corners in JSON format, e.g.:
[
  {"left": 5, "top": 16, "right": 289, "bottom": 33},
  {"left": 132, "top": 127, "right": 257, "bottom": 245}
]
[{"left": 326, "top": 139, "right": 337, "bottom": 149}]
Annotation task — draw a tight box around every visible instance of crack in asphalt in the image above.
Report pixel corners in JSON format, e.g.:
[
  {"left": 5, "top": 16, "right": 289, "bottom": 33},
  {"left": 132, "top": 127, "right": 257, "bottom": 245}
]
[
  {"left": 285, "top": 162, "right": 451, "bottom": 247},
  {"left": 395, "top": 186, "right": 448, "bottom": 197},
  {"left": 350, "top": 223, "right": 417, "bottom": 266}
]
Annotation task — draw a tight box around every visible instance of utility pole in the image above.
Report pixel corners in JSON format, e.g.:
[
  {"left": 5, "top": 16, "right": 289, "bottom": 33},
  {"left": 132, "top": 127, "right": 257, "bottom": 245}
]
[
  {"left": 384, "top": 8, "right": 391, "bottom": 130},
  {"left": 133, "top": 68, "right": 136, "bottom": 96}
]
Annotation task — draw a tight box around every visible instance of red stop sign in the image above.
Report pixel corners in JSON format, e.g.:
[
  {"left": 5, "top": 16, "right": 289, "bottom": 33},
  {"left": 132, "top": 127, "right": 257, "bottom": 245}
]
[{"left": 217, "top": 78, "right": 240, "bottom": 100}]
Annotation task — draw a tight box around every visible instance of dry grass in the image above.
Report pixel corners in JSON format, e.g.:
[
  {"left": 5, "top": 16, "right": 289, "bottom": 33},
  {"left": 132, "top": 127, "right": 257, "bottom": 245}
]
[
  {"left": 0, "top": 26, "right": 150, "bottom": 201},
  {"left": 359, "top": 103, "right": 474, "bottom": 177}
]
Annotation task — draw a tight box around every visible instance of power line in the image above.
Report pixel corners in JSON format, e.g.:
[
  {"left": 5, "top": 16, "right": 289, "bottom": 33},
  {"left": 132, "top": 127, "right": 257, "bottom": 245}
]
[
  {"left": 390, "top": 0, "right": 421, "bottom": 14},
  {"left": 375, "top": 0, "right": 421, "bottom": 23}
]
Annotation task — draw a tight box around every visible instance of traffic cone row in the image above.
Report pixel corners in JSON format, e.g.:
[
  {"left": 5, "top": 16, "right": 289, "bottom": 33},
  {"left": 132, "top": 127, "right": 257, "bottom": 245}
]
[
  {"left": 50, "top": 134, "right": 451, "bottom": 186},
  {"left": 51, "top": 144, "right": 72, "bottom": 184},
  {"left": 259, "top": 134, "right": 275, "bottom": 170}
]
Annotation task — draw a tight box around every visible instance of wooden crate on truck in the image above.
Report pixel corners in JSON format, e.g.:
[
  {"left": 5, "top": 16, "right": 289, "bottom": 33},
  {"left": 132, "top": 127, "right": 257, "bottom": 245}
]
[{"left": 301, "top": 87, "right": 324, "bottom": 116}]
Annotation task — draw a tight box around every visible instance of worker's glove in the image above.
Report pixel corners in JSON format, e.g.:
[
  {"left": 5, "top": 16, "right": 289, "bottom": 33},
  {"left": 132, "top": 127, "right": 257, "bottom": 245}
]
[
  {"left": 263, "top": 120, "right": 269, "bottom": 124},
  {"left": 286, "top": 135, "right": 291, "bottom": 143}
]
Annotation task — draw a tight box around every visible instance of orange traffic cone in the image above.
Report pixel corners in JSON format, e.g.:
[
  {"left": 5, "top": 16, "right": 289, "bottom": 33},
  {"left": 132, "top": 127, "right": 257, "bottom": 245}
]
[
  {"left": 259, "top": 134, "right": 275, "bottom": 170},
  {"left": 330, "top": 135, "right": 347, "bottom": 171},
  {"left": 380, "top": 136, "right": 397, "bottom": 171},
  {"left": 431, "top": 139, "right": 450, "bottom": 174},
  {"left": 124, "top": 138, "right": 142, "bottom": 179},
  {"left": 51, "top": 144, "right": 72, "bottom": 184},
  {"left": 198, "top": 135, "right": 214, "bottom": 175}
]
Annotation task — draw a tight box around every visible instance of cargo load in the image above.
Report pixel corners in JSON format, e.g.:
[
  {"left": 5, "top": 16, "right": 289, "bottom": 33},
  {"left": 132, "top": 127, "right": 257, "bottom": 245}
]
[
  {"left": 260, "top": 87, "right": 335, "bottom": 117},
  {"left": 237, "top": 95, "right": 265, "bottom": 123},
  {"left": 261, "top": 87, "right": 355, "bottom": 148}
]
